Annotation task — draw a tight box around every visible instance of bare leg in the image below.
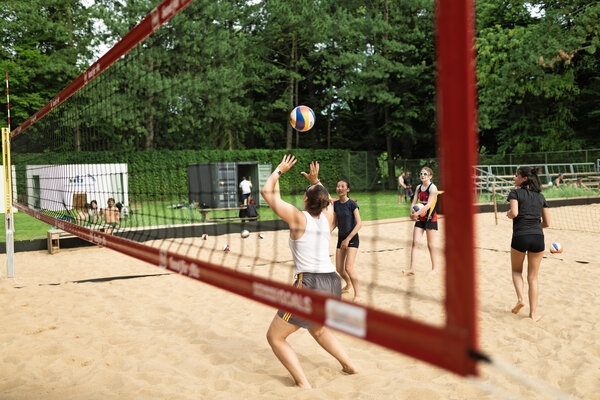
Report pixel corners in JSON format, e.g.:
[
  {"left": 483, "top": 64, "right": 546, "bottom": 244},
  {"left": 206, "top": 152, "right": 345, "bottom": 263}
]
[
  {"left": 266, "top": 315, "right": 310, "bottom": 388},
  {"left": 344, "top": 247, "right": 361, "bottom": 301},
  {"left": 510, "top": 248, "right": 526, "bottom": 314},
  {"left": 526, "top": 251, "right": 544, "bottom": 322},
  {"left": 335, "top": 248, "right": 351, "bottom": 291},
  {"left": 404, "top": 226, "right": 425, "bottom": 275},
  {"left": 425, "top": 229, "right": 438, "bottom": 274},
  {"left": 308, "top": 324, "right": 358, "bottom": 375}
]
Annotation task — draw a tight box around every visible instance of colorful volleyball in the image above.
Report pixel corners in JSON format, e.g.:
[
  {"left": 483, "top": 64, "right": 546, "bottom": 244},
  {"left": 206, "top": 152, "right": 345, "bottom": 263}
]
[
  {"left": 241, "top": 229, "right": 250, "bottom": 238},
  {"left": 289, "top": 105, "right": 315, "bottom": 132},
  {"left": 201, "top": 233, "right": 208, "bottom": 240},
  {"left": 412, "top": 203, "right": 425, "bottom": 215},
  {"left": 223, "top": 244, "right": 230, "bottom": 252},
  {"left": 258, "top": 233, "right": 264, "bottom": 239},
  {"left": 549, "top": 243, "right": 562, "bottom": 254}
]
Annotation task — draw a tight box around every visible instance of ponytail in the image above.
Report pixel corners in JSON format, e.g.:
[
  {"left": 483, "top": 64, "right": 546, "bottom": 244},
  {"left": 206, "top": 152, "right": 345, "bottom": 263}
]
[{"left": 516, "top": 166, "right": 542, "bottom": 193}]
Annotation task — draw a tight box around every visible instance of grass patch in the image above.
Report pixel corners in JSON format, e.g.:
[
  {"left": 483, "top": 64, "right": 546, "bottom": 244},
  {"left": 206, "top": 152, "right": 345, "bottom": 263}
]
[{"left": 0, "top": 191, "right": 411, "bottom": 242}]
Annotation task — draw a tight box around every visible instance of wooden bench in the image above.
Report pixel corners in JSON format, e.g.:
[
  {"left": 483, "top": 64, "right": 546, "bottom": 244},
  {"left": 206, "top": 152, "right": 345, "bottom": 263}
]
[
  {"left": 47, "top": 229, "right": 76, "bottom": 254},
  {"left": 47, "top": 226, "right": 108, "bottom": 254},
  {"left": 198, "top": 206, "right": 259, "bottom": 223}
]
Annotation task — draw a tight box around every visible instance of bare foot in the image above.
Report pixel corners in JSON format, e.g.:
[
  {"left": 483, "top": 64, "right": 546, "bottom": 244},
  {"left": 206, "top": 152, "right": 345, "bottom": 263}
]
[
  {"left": 295, "top": 381, "right": 312, "bottom": 389},
  {"left": 511, "top": 302, "right": 525, "bottom": 314},
  {"left": 402, "top": 269, "right": 415, "bottom": 276},
  {"left": 341, "top": 286, "right": 351, "bottom": 294},
  {"left": 529, "top": 314, "right": 542, "bottom": 322},
  {"left": 428, "top": 269, "right": 438, "bottom": 275},
  {"left": 342, "top": 364, "right": 359, "bottom": 375},
  {"left": 352, "top": 296, "right": 362, "bottom": 303}
]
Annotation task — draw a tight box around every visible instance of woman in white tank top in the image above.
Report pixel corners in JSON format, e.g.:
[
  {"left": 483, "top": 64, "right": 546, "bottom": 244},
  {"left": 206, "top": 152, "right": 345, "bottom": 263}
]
[{"left": 261, "top": 154, "right": 358, "bottom": 388}]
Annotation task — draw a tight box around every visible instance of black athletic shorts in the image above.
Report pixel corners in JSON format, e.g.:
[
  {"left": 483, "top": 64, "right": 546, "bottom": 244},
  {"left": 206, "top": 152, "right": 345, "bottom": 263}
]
[
  {"left": 415, "top": 220, "right": 438, "bottom": 230},
  {"left": 277, "top": 272, "right": 341, "bottom": 329},
  {"left": 337, "top": 233, "right": 359, "bottom": 248},
  {"left": 511, "top": 234, "right": 545, "bottom": 253}
]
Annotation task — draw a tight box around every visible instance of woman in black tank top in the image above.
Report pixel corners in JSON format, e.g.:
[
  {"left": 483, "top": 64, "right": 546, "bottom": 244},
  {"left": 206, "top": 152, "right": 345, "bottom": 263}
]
[{"left": 506, "top": 166, "right": 550, "bottom": 322}]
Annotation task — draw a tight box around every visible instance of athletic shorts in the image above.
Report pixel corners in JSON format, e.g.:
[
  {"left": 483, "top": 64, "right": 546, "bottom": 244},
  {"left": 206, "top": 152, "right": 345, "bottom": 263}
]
[
  {"left": 398, "top": 186, "right": 405, "bottom": 194},
  {"left": 405, "top": 188, "right": 414, "bottom": 198},
  {"left": 242, "top": 193, "right": 251, "bottom": 200},
  {"left": 277, "top": 272, "right": 341, "bottom": 329},
  {"left": 511, "top": 234, "right": 544, "bottom": 253},
  {"left": 337, "top": 233, "right": 359, "bottom": 249},
  {"left": 415, "top": 220, "right": 438, "bottom": 230}
]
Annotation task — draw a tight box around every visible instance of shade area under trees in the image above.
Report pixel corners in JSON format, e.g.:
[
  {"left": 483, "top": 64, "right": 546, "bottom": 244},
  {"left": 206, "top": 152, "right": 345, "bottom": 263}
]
[{"left": 1, "top": 1, "right": 599, "bottom": 162}]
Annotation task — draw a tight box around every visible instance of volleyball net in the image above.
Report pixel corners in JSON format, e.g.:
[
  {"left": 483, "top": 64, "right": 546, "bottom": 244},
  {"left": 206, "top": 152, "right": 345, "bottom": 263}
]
[{"left": 7, "top": 0, "right": 479, "bottom": 376}]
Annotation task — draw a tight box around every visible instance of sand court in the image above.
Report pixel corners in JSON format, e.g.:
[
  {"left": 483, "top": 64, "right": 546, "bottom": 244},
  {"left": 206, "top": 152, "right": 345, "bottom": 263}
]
[{"left": 1, "top": 209, "right": 599, "bottom": 399}]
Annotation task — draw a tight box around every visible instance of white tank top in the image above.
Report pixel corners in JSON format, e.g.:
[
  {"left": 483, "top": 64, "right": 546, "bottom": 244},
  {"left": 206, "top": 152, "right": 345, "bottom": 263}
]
[{"left": 289, "top": 211, "right": 335, "bottom": 274}]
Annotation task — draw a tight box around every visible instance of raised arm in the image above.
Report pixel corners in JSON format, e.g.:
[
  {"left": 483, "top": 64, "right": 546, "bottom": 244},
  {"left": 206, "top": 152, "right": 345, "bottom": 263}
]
[
  {"left": 261, "top": 154, "right": 303, "bottom": 226},
  {"left": 301, "top": 161, "right": 335, "bottom": 231}
]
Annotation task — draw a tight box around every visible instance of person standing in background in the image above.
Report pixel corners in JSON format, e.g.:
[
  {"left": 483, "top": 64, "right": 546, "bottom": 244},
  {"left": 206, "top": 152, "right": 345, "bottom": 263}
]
[
  {"left": 239, "top": 176, "right": 253, "bottom": 205},
  {"left": 404, "top": 171, "right": 414, "bottom": 204},
  {"left": 398, "top": 172, "right": 406, "bottom": 204}
]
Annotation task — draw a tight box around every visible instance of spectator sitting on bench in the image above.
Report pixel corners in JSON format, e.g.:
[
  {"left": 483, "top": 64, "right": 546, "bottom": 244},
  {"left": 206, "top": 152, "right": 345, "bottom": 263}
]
[
  {"left": 76, "top": 203, "right": 92, "bottom": 225},
  {"left": 100, "top": 197, "right": 120, "bottom": 234},
  {"left": 574, "top": 177, "right": 589, "bottom": 189},
  {"left": 552, "top": 173, "right": 564, "bottom": 188}
]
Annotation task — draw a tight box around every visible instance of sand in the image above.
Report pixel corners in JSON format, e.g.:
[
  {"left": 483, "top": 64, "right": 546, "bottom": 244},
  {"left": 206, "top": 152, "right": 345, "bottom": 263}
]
[{"left": 1, "top": 209, "right": 599, "bottom": 400}]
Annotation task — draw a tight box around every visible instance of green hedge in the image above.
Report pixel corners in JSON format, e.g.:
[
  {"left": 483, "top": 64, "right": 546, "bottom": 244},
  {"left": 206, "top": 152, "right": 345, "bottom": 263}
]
[{"left": 12, "top": 149, "right": 353, "bottom": 201}]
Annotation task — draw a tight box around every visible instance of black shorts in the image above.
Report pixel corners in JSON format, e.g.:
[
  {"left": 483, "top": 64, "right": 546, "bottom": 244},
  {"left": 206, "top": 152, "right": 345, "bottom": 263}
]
[
  {"left": 511, "top": 234, "right": 544, "bottom": 253},
  {"left": 415, "top": 220, "right": 438, "bottom": 230},
  {"left": 277, "top": 272, "right": 341, "bottom": 329},
  {"left": 337, "top": 233, "right": 359, "bottom": 248}
]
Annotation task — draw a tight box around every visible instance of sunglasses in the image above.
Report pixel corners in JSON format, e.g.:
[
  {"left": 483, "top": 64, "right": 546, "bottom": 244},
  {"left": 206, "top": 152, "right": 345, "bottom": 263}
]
[{"left": 420, "top": 172, "right": 429, "bottom": 176}]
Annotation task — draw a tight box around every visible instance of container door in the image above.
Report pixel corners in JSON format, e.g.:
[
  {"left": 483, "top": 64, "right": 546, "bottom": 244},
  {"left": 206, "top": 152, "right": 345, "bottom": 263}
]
[
  {"left": 257, "top": 164, "right": 272, "bottom": 207},
  {"left": 217, "top": 162, "right": 238, "bottom": 208}
]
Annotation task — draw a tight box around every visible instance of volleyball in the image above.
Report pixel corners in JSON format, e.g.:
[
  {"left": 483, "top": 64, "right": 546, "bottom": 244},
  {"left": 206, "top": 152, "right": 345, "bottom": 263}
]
[
  {"left": 223, "top": 244, "right": 230, "bottom": 252},
  {"left": 549, "top": 243, "right": 562, "bottom": 254},
  {"left": 201, "top": 233, "right": 208, "bottom": 240},
  {"left": 412, "top": 203, "right": 425, "bottom": 215},
  {"left": 241, "top": 230, "right": 250, "bottom": 238},
  {"left": 258, "top": 233, "right": 264, "bottom": 239},
  {"left": 289, "top": 105, "right": 315, "bottom": 132}
]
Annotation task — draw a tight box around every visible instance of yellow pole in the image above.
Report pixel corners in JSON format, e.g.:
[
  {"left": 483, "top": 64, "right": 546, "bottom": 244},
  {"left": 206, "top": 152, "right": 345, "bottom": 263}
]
[
  {"left": 1, "top": 127, "right": 7, "bottom": 211},
  {"left": 2, "top": 126, "right": 14, "bottom": 278}
]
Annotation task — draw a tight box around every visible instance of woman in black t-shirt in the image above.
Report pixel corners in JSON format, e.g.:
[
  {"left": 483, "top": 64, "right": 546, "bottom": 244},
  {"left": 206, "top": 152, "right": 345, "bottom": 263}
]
[
  {"left": 506, "top": 166, "right": 550, "bottom": 322},
  {"left": 333, "top": 179, "right": 363, "bottom": 302}
]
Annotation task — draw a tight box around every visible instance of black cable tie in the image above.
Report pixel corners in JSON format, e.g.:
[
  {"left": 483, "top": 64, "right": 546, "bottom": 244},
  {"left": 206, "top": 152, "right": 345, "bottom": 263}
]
[{"left": 468, "top": 349, "right": 492, "bottom": 363}]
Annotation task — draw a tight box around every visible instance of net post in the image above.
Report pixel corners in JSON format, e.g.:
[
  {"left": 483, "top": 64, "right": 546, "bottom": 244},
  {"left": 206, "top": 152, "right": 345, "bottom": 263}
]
[
  {"left": 2, "top": 127, "right": 14, "bottom": 278},
  {"left": 493, "top": 185, "right": 498, "bottom": 225},
  {"left": 436, "top": 0, "right": 478, "bottom": 375}
]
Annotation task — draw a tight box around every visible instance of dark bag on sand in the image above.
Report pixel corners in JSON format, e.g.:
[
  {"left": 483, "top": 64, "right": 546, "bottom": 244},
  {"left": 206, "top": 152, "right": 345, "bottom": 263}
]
[{"left": 246, "top": 203, "right": 258, "bottom": 218}]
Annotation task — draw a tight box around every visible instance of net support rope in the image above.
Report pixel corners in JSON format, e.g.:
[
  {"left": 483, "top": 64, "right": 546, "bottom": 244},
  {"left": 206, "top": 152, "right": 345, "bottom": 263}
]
[{"left": 468, "top": 354, "right": 580, "bottom": 400}]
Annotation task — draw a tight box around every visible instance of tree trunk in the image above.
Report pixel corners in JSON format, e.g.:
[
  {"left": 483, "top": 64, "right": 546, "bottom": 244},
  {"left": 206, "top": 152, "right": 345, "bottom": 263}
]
[
  {"left": 286, "top": 34, "right": 296, "bottom": 149},
  {"left": 145, "top": 60, "right": 154, "bottom": 151}
]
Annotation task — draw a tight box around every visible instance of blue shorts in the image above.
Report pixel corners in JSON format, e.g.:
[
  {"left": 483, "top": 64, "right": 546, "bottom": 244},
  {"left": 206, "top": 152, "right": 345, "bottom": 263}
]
[
  {"left": 511, "top": 234, "right": 544, "bottom": 253},
  {"left": 242, "top": 193, "right": 250, "bottom": 200}
]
